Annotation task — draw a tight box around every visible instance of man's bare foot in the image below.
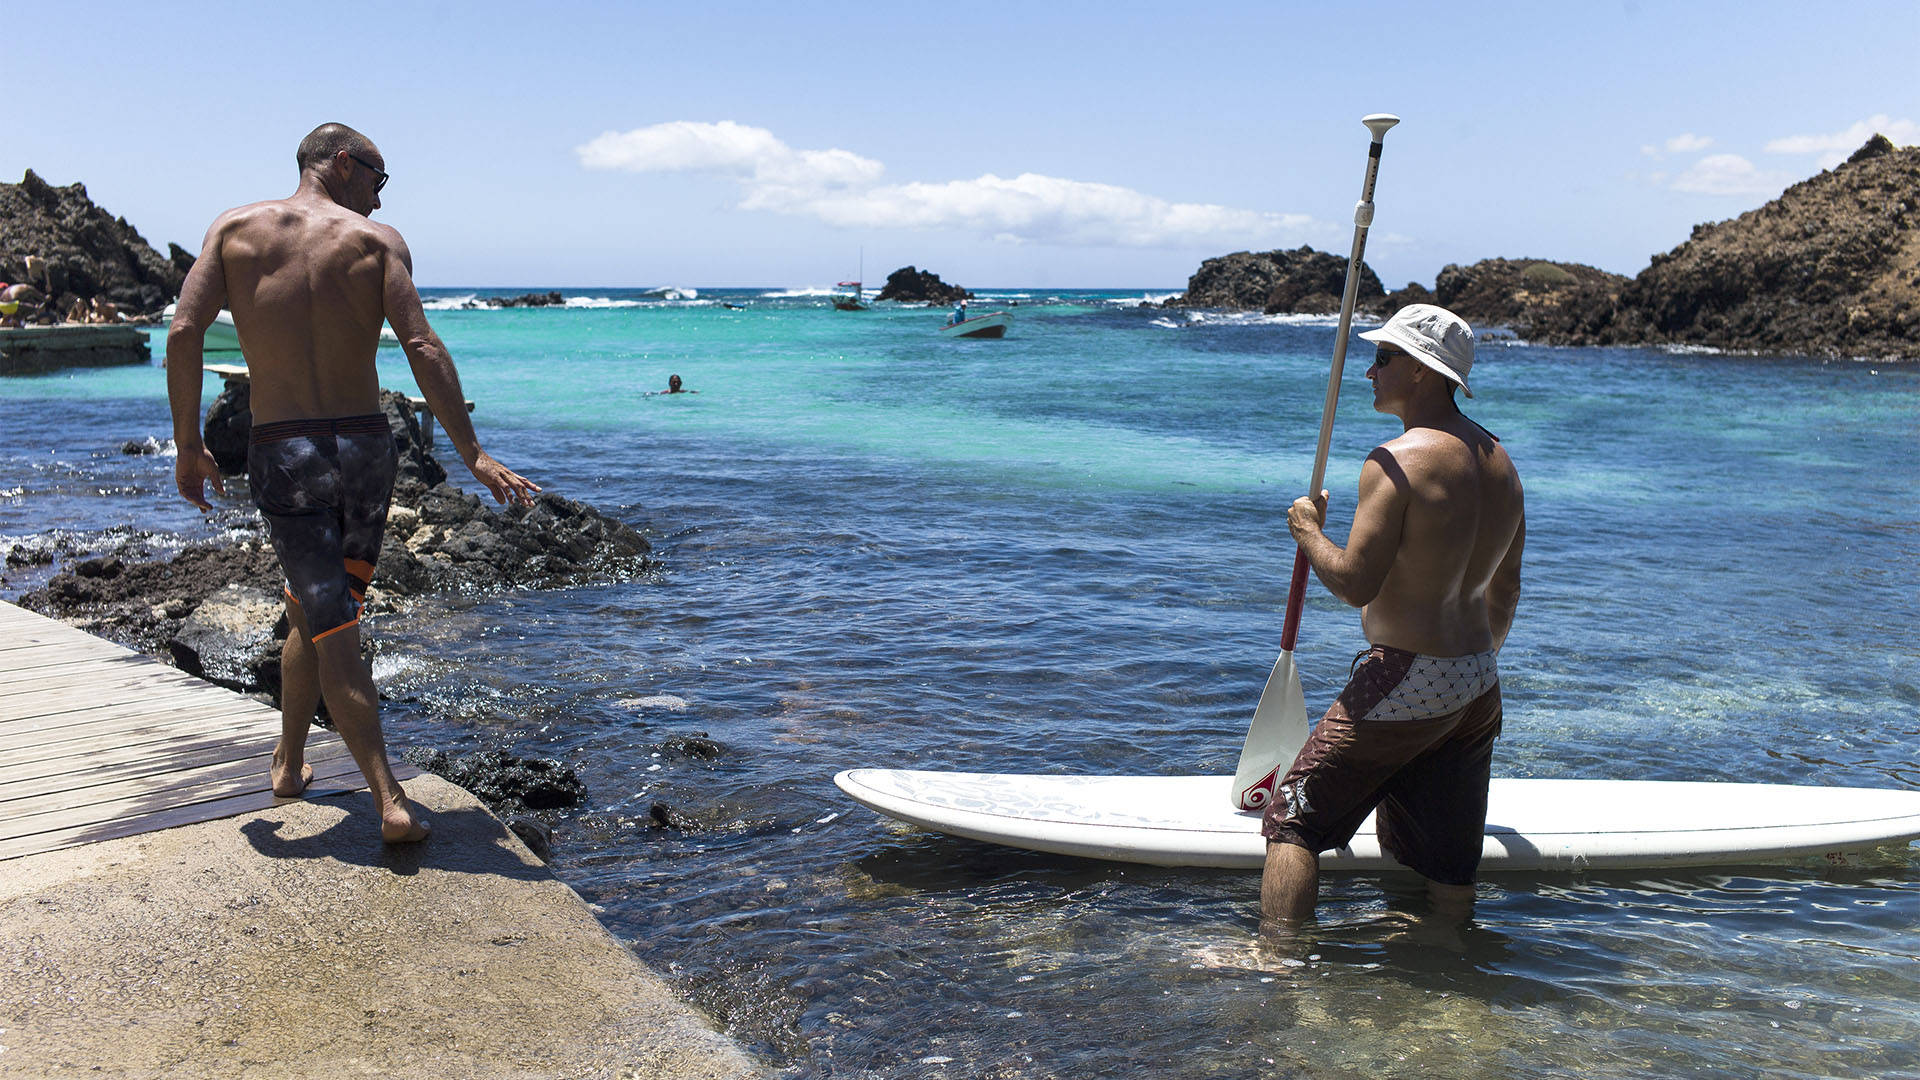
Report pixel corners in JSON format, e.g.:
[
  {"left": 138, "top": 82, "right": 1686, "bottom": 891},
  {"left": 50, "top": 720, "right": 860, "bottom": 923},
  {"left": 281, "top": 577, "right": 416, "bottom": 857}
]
[
  {"left": 381, "top": 798, "right": 431, "bottom": 843},
  {"left": 271, "top": 758, "right": 314, "bottom": 797}
]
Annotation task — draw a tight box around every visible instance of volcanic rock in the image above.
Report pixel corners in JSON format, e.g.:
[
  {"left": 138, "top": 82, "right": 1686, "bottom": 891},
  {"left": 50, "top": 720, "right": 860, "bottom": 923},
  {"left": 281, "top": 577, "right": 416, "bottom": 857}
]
[
  {"left": 1590, "top": 134, "right": 1920, "bottom": 358},
  {"left": 483, "top": 291, "right": 566, "bottom": 308},
  {"left": 1431, "top": 259, "right": 1630, "bottom": 346},
  {"left": 406, "top": 749, "right": 587, "bottom": 813},
  {"left": 167, "top": 584, "right": 285, "bottom": 695},
  {"left": 1164, "top": 247, "right": 1386, "bottom": 314},
  {"left": 874, "top": 266, "right": 972, "bottom": 304},
  {"left": 0, "top": 169, "right": 188, "bottom": 320}
]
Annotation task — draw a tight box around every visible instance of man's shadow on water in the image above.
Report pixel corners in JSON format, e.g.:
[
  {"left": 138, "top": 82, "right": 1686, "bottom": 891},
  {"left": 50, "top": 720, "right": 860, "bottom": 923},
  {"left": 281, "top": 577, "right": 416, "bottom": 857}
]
[{"left": 239, "top": 793, "right": 549, "bottom": 882}]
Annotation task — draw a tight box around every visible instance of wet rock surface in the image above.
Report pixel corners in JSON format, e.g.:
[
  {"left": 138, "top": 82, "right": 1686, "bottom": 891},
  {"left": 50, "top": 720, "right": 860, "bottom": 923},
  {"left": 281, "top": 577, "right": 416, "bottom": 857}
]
[
  {"left": 166, "top": 584, "right": 286, "bottom": 695},
  {"left": 405, "top": 748, "right": 588, "bottom": 814}
]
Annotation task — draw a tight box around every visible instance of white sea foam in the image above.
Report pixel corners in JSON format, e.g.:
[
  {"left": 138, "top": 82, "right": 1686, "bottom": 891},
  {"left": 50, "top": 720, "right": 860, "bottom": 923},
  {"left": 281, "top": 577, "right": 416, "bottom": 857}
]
[
  {"left": 1108, "top": 292, "right": 1181, "bottom": 307},
  {"left": 638, "top": 286, "right": 698, "bottom": 300},
  {"left": 421, "top": 294, "right": 483, "bottom": 310},
  {"left": 618, "top": 694, "right": 690, "bottom": 711},
  {"left": 562, "top": 296, "right": 646, "bottom": 309},
  {"left": 761, "top": 286, "right": 838, "bottom": 298},
  {"left": 1162, "top": 310, "right": 1344, "bottom": 328}
]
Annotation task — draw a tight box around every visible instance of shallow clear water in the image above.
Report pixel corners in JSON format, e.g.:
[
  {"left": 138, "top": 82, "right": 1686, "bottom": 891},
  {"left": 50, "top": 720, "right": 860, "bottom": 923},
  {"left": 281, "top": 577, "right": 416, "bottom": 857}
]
[{"left": 4, "top": 289, "right": 1917, "bottom": 1077}]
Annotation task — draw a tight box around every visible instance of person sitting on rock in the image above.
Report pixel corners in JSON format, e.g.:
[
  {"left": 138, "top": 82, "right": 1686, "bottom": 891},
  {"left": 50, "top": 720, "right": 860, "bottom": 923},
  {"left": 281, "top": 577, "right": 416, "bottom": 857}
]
[{"left": 88, "top": 296, "right": 121, "bottom": 324}]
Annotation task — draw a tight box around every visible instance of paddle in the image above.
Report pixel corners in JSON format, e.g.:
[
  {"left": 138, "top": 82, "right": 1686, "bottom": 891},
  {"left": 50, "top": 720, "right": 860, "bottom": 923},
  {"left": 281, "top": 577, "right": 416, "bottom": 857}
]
[{"left": 1231, "top": 113, "right": 1400, "bottom": 811}]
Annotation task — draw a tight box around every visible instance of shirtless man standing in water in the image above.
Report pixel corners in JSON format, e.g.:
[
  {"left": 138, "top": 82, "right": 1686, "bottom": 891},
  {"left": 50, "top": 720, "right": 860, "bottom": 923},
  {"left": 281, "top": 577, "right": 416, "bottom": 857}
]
[
  {"left": 166, "top": 123, "right": 539, "bottom": 842},
  {"left": 1260, "top": 304, "right": 1525, "bottom": 927}
]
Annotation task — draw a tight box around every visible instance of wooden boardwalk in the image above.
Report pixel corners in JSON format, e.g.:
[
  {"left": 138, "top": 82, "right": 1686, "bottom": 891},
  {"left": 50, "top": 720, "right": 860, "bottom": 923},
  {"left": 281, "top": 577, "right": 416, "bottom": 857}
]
[{"left": 0, "top": 599, "right": 409, "bottom": 861}]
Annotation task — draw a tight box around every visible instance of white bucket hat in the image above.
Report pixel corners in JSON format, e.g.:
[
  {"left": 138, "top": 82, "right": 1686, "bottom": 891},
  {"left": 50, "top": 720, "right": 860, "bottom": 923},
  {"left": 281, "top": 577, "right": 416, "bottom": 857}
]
[{"left": 1358, "top": 303, "right": 1475, "bottom": 397}]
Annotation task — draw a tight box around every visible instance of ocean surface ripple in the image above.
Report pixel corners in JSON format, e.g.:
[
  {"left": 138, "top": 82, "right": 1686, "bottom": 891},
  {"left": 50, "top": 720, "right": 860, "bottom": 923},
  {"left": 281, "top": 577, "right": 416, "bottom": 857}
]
[{"left": 3, "top": 288, "right": 1916, "bottom": 1078}]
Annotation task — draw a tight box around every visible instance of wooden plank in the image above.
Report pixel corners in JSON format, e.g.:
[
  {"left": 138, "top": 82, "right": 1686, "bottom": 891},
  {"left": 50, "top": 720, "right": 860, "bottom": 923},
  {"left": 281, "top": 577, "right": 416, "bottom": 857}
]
[
  {"left": 0, "top": 680, "right": 252, "bottom": 723},
  {"left": 0, "top": 602, "right": 424, "bottom": 861},
  {"left": 0, "top": 700, "right": 272, "bottom": 746},
  {"left": 0, "top": 743, "right": 363, "bottom": 836},
  {"left": 0, "top": 740, "right": 357, "bottom": 811},
  {"left": 0, "top": 730, "right": 351, "bottom": 801},
  {"left": 0, "top": 758, "right": 419, "bottom": 855},
  {"left": 0, "top": 646, "right": 152, "bottom": 675},
  {"left": 0, "top": 662, "right": 214, "bottom": 699},
  {"left": 0, "top": 710, "right": 282, "bottom": 764},
  {"left": 0, "top": 761, "right": 418, "bottom": 861},
  {"left": 0, "top": 724, "right": 318, "bottom": 784},
  {"left": 0, "top": 701, "right": 274, "bottom": 753},
  {"left": 0, "top": 765, "right": 410, "bottom": 861}
]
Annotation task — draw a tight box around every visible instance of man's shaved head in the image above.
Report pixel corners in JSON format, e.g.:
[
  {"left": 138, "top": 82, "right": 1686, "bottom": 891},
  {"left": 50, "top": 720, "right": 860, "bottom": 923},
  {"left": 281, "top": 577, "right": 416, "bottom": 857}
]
[{"left": 296, "top": 123, "right": 378, "bottom": 174}]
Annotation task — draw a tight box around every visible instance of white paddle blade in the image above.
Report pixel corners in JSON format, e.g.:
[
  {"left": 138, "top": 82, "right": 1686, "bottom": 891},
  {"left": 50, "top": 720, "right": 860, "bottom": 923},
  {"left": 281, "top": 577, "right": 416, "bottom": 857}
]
[{"left": 1230, "top": 650, "right": 1310, "bottom": 811}]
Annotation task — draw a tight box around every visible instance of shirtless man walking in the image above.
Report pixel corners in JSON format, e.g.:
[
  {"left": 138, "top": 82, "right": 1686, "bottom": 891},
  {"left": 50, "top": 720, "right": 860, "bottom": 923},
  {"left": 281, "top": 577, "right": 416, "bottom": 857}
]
[
  {"left": 166, "top": 123, "right": 540, "bottom": 842},
  {"left": 1260, "top": 303, "right": 1524, "bottom": 926}
]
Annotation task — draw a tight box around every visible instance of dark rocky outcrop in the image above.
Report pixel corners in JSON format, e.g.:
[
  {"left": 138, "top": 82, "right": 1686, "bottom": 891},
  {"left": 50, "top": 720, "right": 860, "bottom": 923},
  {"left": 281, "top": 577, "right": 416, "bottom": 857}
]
[
  {"left": 483, "top": 291, "right": 566, "bottom": 308},
  {"left": 0, "top": 169, "right": 188, "bottom": 320},
  {"left": 1431, "top": 259, "right": 1630, "bottom": 346},
  {"left": 1163, "top": 247, "right": 1385, "bottom": 315},
  {"left": 404, "top": 749, "right": 587, "bottom": 813},
  {"left": 1167, "top": 134, "right": 1919, "bottom": 359},
  {"left": 874, "top": 266, "right": 972, "bottom": 304},
  {"left": 1590, "top": 135, "right": 1920, "bottom": 358}
]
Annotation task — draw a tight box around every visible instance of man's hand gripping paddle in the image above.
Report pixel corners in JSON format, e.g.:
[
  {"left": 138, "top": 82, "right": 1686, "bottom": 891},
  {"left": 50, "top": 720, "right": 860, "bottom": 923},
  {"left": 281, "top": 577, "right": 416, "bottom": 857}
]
[{"left": 1232, "top": 113, "right": 1399, "bottom": 811}]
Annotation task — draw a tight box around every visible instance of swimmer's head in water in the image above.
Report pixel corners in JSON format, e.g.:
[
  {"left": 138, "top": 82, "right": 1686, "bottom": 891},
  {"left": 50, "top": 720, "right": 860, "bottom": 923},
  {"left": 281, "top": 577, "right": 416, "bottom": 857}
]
[{"left": 668, "top": 374, "right": 682, "bottom": 391}]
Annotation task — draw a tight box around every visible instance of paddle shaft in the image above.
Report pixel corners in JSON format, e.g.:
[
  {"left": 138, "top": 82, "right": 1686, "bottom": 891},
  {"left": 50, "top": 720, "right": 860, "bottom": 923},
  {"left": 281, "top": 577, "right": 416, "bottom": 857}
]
[{"left": 1280, "top": 115, "right": 1398, "bottom": 652}]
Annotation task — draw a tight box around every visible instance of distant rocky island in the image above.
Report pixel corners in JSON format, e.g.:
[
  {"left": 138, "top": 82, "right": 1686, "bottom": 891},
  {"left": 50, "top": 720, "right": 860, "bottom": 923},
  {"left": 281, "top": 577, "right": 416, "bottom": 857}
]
[
  {"left": 874, "top": 266, "right": 972, "bottom": 304},
  {"left": 1166, "top": 135, "right": 1919, "bottom": 360}
]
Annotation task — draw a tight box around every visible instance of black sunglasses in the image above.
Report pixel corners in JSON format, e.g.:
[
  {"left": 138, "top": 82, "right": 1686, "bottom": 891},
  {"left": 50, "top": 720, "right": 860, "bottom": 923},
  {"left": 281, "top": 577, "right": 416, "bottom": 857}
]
[{"left": 348, "top": 152, "right": 389, "bottom": 193}]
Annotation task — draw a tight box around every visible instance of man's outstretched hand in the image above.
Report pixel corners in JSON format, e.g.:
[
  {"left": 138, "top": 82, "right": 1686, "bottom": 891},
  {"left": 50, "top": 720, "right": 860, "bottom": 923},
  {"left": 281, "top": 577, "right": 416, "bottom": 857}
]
[
  {"left": 469, "top": 451, "right": 541, "bottom": 507},
  {"left": 175, "top": 447, "right": 226, "bottom": 511}
]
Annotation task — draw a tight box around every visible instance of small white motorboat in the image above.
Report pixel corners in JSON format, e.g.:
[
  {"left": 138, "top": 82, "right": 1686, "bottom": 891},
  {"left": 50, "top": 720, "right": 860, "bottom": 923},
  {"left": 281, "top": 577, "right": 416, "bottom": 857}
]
[
  {"left": 938, "top": 310, "right": 1012, "bottom": 339},
  {"left": 832, "top": 280, "right": 869, "bottom": 311}
]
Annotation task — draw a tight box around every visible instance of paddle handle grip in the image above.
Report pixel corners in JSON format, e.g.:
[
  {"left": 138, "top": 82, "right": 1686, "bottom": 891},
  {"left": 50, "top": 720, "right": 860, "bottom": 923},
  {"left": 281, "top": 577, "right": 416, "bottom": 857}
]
[{"left": 1280, "top": 547, "right": 1310, "bottom": 652}]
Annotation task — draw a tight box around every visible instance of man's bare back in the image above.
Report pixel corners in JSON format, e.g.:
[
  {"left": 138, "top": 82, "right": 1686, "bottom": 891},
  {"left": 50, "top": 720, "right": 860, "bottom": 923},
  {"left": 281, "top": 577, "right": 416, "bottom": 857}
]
[
  {"left": 1355, "top": 414, "right": 1524, "bottom": 656},
  {"left": 201, "top": 198, "right": 391, "bottom": 424}
]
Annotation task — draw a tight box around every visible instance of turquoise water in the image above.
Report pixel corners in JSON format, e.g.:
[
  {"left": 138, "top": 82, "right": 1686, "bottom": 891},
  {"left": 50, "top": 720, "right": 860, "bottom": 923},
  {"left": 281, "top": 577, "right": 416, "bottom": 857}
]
[{"left": 4, "top": 288, "right": 1917, "bottom": 1077}]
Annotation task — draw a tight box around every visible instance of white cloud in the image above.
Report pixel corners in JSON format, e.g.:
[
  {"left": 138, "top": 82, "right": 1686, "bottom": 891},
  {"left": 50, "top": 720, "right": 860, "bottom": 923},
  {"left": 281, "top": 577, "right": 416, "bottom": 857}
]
[
  {"left": 577, "top": 121, "right": 1321, "bottom": 248},
  {"left": 1669, "top": 153, "right": 1794, "bottom": 197},
  {"left": 1642, "top": 133, "right": 1714, "bottom": 158},
  {"left": 1765, "top": 114, "right": 1920, "bottom": 169}
]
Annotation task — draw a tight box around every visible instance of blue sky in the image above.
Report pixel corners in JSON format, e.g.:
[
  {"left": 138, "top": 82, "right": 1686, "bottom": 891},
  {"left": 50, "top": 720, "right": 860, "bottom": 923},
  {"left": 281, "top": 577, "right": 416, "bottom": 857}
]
[{"left": 4, "top": 1, "right": 1915, "bottom": 289}]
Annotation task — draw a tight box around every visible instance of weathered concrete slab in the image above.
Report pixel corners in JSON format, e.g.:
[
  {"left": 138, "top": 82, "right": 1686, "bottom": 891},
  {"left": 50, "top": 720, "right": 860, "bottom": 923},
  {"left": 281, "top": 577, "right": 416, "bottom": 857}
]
[
  {"left": 0, "top": 325, "right": 150, "bottom": 375},
  {"left": 0, "top": 773, "right": 765, "bottom": 1080}
]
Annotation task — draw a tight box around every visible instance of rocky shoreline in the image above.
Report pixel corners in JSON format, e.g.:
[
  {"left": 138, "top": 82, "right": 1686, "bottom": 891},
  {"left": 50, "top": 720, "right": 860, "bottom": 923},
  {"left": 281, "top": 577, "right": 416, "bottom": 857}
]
[
  {"left": 1164, "top": 135, "right": 1919, "bottom": 360},
  {"left": 7, "top": 389, "right": 656, "bottom": 823}
]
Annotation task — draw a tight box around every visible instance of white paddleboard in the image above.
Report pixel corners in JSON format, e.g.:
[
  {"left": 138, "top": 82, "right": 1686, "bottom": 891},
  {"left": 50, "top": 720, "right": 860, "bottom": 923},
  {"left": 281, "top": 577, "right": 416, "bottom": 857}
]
[{"left": 834, "top": 770, "right": 1920, "bottom": 871}]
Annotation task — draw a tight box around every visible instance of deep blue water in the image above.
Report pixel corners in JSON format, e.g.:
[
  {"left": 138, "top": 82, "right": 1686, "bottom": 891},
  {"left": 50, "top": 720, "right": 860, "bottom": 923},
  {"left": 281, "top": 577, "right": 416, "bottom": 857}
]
[{"left": 3, "top": 288, "right": 1917, "bottom": 1078}]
